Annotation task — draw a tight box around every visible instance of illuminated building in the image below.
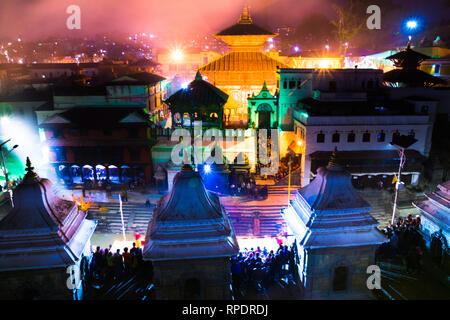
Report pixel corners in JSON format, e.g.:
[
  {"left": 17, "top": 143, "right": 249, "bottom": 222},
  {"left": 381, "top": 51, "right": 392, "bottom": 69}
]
[
  {"left": 165, "top": 71, "right": 228, "bottom": 129},
  {"left": 197, "top": 6, "right": 290, "bottom": 127},
  {"left": 282, "top": 150, "right": 387, "bottom": 299},
  {"left": 143, "top": 164, "right": 239, "bottom": 299},
  {"left": 280, "top": 67, "right": 437, "bottom": 186},
  {"left": 157, "top": 48, "right": 220, "bottom": 84},
  {"left": 247, "top": 81, "right": 278, "bottom": 129},
  {"left": 33, "top": 71, "right": 165, "bottom": 185},
  {"left": 38, "top": 106, "right": 155, "bottom": 185},
  {"left": 0, "top": 159, "right": 96, "bottom": 299}
]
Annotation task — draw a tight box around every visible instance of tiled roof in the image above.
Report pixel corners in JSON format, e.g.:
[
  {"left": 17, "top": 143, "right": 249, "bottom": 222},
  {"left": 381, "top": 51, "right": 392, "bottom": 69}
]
[
  {"left": 198, "top": 51, "right": 290, "bottom": 72},
  {"left": 165, "top": 73, "right": 228, "bottom": 111},
  {"left": 216, "top": 22, "right": 274, "bottom": 36}
]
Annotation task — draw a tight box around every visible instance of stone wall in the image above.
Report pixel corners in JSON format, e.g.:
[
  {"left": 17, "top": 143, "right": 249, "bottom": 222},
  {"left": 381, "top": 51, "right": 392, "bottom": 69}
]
[
  {"left": 300, "top": 245, "right": 378, "bottom": 300},
  {"left": 152, "top": 257, "right": 232, "bottom": 300}
]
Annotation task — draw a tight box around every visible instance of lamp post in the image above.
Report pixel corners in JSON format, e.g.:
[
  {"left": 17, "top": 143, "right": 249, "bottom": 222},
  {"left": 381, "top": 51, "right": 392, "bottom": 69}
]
[{"left": 390, "top": 134, "right": 417, "bottom": 225}]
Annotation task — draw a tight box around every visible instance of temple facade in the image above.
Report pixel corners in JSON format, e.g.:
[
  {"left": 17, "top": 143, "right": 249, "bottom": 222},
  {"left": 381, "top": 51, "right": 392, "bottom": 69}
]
[
  {"left": 0, "top": 158, "right": 96, "bottom": 299},
  {"left": 197, "top": 6, "right": 290, "bottom": 127},
  {"left": 143, "top": 164, "right": 239, "bottom": 299},
  {"left": 282, "top": 150, "right": 387, "bottom": 299}
]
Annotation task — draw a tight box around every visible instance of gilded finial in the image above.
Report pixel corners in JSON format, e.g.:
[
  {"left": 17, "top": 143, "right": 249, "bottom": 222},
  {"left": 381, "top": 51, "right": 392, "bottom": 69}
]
[
  {"left": 24, "top": 157, "right": 39, "bottom": 180},
  {"left": 328, "top": 147, "right": 340, "bottom": 167},
  {"left": 239, "top": 5, "right": 252, "bottom": 24}
]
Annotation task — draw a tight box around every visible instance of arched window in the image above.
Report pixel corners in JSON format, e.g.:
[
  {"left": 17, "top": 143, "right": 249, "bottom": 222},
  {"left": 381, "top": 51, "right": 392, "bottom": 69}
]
[
  {"left": 333, "top": 266, "right": 348, "bottom": 291},
  {"left": 332, "top": 132, "right": 340, "bottom": 143},
  {"left": 347, "top": 131, "right": 355, "bottom": 142},
  {"left": 377, "top": 131, "right": 385, "bottom": 142},
  {"left": 362, "top": 131, "right": 371, "bottom": 142},
  {"left": 317, "top": 132, "right": 325, "bottom": 143},
  {"left": 392, "top": 130, "right": 400, "bottom": 142}
]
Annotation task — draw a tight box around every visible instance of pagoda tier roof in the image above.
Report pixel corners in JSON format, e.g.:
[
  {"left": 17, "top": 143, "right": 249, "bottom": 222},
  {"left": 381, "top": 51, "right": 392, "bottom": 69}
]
[
  {"left": 282, "top": 159, "right": 387, "bottom": 249},
  {"left": 198, "top": 51, "right": 290, "bottom": 72},
  {"left": 383, "top": 68, "right": 446, "bottom": 86},
  {"left": 0, "top": 160, "right": 96, "bottom": 271},
  {"left": 216, "top": 6, "right": 275, "bottom": 37},
  {"left": 165, "top": 72, "right": 228, "bottom": 112},
  {"left": 216, "top": 23, "right": 274, "bottom": 36},
  {"left": 413, "top": 181, "right": 450, "bottom": 232},
  {"left": 143, "top": 165, "right": 239, "bottom": 261},
  {"left": 386, "top": 47, "right": 430, "bottom": 65},
  {"left": 40, "top": 107, "right": 149, "bottom": 128}
]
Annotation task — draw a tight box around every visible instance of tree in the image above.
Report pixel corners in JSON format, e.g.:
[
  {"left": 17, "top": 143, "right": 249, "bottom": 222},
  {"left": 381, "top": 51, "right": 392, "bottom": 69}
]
[{"left": 330, "top": 0, "right": 365, "bottom": 55}]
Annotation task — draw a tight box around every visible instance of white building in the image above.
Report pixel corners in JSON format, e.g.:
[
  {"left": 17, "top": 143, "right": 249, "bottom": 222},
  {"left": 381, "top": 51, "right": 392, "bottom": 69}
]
[{"left": 278, "top": 68, "right": 438, "bottom": 186}]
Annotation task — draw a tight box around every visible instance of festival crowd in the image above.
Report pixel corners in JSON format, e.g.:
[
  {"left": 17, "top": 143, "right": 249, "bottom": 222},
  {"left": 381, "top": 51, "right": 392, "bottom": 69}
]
[
  {"left": 90, "top": 242, "right": 150, "bottom": 284},
  {"left": 377, "top": 214, "right": 426, "bottom": 274},
  {"left": 230, "top": 244, "right": 297, "bottom": 295}
]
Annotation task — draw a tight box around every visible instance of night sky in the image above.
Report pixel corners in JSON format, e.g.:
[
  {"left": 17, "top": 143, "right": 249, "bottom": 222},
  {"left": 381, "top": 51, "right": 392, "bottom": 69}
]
[{"left": 0, "top": 0, "right": 447, "bottom": 41}]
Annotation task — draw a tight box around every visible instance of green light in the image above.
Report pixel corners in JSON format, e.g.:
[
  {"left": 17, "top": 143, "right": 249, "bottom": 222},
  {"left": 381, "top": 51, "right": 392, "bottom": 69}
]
[{"left": 301, "top": 112, "right": 309, "bottom": 118}]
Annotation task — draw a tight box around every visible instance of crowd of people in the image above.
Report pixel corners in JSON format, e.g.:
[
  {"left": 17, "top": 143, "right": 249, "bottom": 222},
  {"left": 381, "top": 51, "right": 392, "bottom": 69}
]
[
  {"left": 377, "top": 214, "right": 426, "bottom": 274},
  {"left": 90, "top": 243, "right": 151, "bottom": 286},
  {"left": 230, "top": 244, "right": 297, "bottom": 296}
]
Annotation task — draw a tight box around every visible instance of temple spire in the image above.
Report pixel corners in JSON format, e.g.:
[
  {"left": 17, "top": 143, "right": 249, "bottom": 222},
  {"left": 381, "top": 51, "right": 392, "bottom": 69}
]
[
  {"left": 24, "top": 157, "right": 38, "bottom": 180},
  {"left": 195, "top": 70, "right": 203, "bottom": 81},
  {"left": 239, "top": 5, "right": 252, "bottom": 24}
]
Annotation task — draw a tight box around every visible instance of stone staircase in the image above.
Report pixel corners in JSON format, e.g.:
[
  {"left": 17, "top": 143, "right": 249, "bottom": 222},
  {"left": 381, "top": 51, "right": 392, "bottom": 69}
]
[
  {"left": 222, "top": 185, "right": 299, "bottom": 237},
  {"left": 87, "top": 202, "right": 154, "bottom": 235}
]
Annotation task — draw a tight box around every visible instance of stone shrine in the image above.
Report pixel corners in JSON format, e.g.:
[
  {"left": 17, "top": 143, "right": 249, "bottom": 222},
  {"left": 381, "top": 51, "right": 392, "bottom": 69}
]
[{"left": 143, "top": 164, "right": 239, "bottom": 299}]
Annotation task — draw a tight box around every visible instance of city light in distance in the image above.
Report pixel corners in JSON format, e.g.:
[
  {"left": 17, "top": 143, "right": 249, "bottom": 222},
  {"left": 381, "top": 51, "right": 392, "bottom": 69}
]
[{"left": 171, "top": 49, "right": 184, "bottom": 62}]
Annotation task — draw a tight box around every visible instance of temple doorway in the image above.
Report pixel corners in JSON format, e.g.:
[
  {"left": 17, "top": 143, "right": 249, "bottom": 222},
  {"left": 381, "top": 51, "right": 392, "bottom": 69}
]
[
  {"left": 257, "top": 103, "right": 272, "bottom": 129},
  {"left": 71, "top": 165, "right": 82, "bottom": 184},
  {"left": 108, "top": 165, "right": 120, "bottom": 183},
  {"left": 332, "top": 266, "right": 348, "bottom": 291}
]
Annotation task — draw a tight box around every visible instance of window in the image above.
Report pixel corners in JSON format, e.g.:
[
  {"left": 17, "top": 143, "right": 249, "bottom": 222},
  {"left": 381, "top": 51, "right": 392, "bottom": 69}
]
[
  {"left": 297, "top": 80, "right": 303, "bottom": 89},
  {"left": 289, "top": 80, "right": 296, "bottom": 89},
  {"left": 283, "top": 81, "right": 288, "bottom": 89},
  {"left": 317, "top": 132, "right": 325, "bottom": 143},
  {"left": 362, "top": 131, "right": 371, "bottom": 142},
  {"left": 332, "top": 132, "right": 340, "bottom": 143},
  {"left": 377, "top": 131, "right": 385, "bottom": 142},
  {"left": 361, "top": 80, "right": 365, "bottom": 89},
  {"left": 434, "top": 64, "right": 441, "bottom": 76},
  {"left": 333, "top": 266, "right": 348, "bottom": 291},
  {"left": 392, "top": 130, "right": 400, "bottom": 142},
  {"left": 347, "top": 132, "right": 355, "bottom": 142}
]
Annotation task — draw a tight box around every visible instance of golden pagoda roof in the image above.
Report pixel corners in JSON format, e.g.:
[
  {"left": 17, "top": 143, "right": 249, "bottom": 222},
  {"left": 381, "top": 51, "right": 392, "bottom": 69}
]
[
  {"left": 198, "top": 51, "right": 290, "bottom": 72},
  {"left": 216, "top": 6, "right": 274, "bottom": 36}
]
